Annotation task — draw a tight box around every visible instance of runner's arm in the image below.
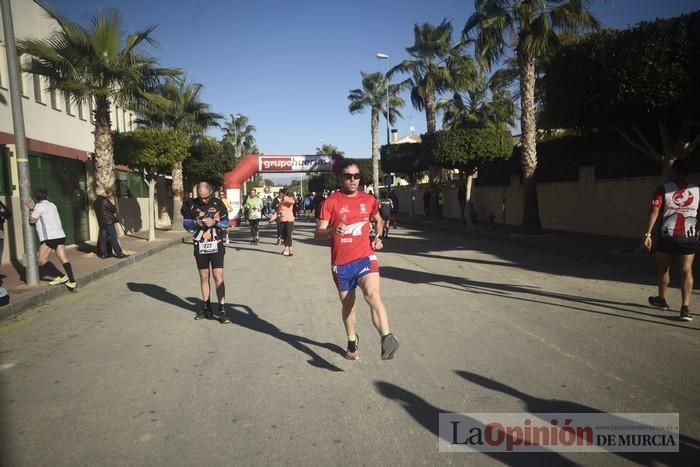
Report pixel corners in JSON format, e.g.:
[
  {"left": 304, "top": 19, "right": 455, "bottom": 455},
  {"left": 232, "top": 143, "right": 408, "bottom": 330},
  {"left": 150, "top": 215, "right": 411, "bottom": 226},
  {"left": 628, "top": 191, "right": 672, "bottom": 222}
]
[{"left": 643, "top": 190, "right": 662, "bottom": 250}]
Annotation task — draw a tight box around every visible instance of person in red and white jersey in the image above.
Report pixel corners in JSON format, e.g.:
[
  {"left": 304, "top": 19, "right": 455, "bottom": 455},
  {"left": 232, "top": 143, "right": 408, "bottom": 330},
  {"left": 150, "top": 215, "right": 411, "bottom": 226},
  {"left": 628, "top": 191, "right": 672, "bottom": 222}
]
[
  {"left": 644, "top": 159, "right": 698, "bottom": 321},
  {"left": 315, "top": 159, "right": 399, "bottom": 360}
]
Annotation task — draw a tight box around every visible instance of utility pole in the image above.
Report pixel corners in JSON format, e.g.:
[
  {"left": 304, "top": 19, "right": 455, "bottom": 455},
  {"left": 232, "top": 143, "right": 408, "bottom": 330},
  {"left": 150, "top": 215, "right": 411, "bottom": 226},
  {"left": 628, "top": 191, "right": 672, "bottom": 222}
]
[{"left": 1, "top": 0, "right": 39, "bottom": 285}]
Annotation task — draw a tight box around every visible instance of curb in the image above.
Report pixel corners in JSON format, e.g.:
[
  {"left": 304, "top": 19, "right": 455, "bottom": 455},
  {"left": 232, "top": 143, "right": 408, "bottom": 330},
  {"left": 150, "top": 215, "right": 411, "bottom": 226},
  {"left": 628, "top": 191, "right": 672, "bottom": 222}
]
[{"left": 0, "top": 235, "right": 189, "bottom": 322}]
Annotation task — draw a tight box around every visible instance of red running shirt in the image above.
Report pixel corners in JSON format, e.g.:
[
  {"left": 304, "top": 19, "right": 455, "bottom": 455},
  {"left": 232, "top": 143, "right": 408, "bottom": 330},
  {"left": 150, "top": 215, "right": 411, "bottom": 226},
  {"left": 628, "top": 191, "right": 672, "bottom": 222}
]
[{"left": 320, "top": 191, "right": 378, "bottom": 266}]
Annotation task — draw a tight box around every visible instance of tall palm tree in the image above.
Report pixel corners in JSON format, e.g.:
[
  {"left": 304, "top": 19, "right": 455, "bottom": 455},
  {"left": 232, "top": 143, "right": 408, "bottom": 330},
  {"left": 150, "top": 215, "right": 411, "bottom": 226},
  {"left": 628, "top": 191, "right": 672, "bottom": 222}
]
[
  {"left": 136, "top": 78, "right": 222, "bottom": 229},
  {"left": 389, "top": 20, "right": 475, "bottom": 135},
  {"left": 464, "top": 0, "right": 600, "bottom": 232},
  {"left": 348, "top": 71, "right": 406, "bottom": 197},
  {"left": 18, "top": 8, "right": 180, "bottom": 191},
  {"left": 437, "top": 67, "right": 516, "bottom": 130},
  {"left": 388, "top": 20, "right": 476, "bottom": 217},
  {"left": 222, "top": 114, "right": 258, "bottom": 158}
]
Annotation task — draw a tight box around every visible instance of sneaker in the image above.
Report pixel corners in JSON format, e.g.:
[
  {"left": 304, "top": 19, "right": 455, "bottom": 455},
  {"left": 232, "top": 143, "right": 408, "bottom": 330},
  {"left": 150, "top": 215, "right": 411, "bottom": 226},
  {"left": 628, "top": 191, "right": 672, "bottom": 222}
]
[
  {"left": 214, "top": 307, "right": 231, "bottom": 324},
  {"left": 680, "top": 306, "right": 693, "bottom": 322},
  {"left": 381, "top": 333, "right": 399, "bottom": 360},
  {"left": 346, "top": 334, "right": 359, "bottom": 360},
  {"left": 195, "top": 305, "right": 212, "bottom": 320},
  {"left": 49, "top": 275, "right": 69, "bottom": 286},
  {"left": 648, "top": 296, "right": 670, "bottom": 311},
  {"left": 65, "top": 281, "right": 77, "bottom": 291}
]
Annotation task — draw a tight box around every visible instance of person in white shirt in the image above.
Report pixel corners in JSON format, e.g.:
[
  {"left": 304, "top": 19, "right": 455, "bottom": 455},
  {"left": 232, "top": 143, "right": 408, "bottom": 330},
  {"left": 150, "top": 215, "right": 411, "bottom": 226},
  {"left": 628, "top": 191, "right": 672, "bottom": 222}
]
[{"left": 27, "top": 189, "right": 77, "bottom": 290}]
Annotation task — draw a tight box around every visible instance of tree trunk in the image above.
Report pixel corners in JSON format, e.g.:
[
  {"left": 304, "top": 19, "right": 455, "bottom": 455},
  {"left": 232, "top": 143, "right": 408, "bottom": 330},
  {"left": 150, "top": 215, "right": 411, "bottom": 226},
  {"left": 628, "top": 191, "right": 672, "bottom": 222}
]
[
  {"left": 147, "top": 178, "right": 156, "bottom": 242},
  {"left": 371, "top": 109, "right": 380, "bottom": 197},
  {"left": 93, "top": 96, "right": 115, "bottom": 191},
  {"left": 518, "top": 50, "right": 541, "bottom": 233},
  {"left": 425, "top": 92, "right": 446, "bottom": 217},
  {"left": 171, "top": 160, "right": 184, "bottom": 231},
  {"left": 465, "top": 173, "right": 474, "bottom": 230}
]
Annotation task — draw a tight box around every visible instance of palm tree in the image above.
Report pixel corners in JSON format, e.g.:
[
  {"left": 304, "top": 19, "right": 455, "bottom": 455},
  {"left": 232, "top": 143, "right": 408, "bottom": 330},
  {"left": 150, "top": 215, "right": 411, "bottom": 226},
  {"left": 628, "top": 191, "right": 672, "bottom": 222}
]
[
  {"left": 136, "top": 78, "right": 222, "bottom": 229},
  {"left": 18, "top": 8, "right": 180, "bottom": 191},
  {"left": 464, "top": 0, "right": 600, "bottom": 232},
  {"left": 388, "top": 20, "right": 476, "bottom": 216},
  {"left": 348, "top": 72, "right": 406, "bottom": 197},
  {"left": 437, "top": 68, "right": 516, "bottom": 130},
  {"left": 222, "top": 114, "right": 258, "bottom": 158},
  {"left": 390, "top": 20, "right": 475, "bottom": 135}
]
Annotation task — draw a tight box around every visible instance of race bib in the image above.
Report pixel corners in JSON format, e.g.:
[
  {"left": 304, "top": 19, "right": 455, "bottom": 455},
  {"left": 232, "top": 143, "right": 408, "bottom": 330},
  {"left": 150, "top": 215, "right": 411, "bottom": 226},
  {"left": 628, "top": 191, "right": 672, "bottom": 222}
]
[
  {"left": 198, "top": 240, "right": 218, "bottom": 254},
  {"left": 250, "top": 209, "right": 261, "bottom": 220}
]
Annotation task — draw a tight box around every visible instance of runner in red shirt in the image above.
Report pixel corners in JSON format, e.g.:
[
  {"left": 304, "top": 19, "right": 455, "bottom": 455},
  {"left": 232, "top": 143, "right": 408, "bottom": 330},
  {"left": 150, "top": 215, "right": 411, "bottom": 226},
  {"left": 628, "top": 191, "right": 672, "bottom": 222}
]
[{"left": 315, "top": 159, "right": 399, "bottom": 360}]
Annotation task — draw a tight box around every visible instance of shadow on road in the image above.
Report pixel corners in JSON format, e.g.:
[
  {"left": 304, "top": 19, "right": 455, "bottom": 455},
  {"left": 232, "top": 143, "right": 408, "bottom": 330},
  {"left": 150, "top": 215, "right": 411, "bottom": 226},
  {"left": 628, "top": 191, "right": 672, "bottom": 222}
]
[
  {"left": 380, "top": 265, "right": 698, "bottom": 331},
  {"left": 374, "top": 381, "right": 578, "bottom": 466},
  {"left": 381, "top": 226, "right": 662, "bottom": 287},
  {"left": 126, "top": 282, "right": 345, "bottom": 372},
  {"left": 456, "top": 370, "right": 700, "bottom": 466}
]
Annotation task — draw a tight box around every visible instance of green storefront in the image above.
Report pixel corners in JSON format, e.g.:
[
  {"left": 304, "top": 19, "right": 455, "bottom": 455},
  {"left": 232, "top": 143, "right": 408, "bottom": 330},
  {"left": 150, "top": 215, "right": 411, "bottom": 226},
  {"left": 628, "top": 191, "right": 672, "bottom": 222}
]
[{"left": 28, "top": 151, "right": 90, "bottom": 244}]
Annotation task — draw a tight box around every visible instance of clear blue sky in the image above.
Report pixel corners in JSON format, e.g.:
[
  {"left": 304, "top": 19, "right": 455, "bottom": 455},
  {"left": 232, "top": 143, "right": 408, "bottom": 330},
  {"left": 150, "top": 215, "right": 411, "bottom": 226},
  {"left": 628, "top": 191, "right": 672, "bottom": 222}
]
[{"left": 45, "top": 0, "right": 700, "bottom": 160}]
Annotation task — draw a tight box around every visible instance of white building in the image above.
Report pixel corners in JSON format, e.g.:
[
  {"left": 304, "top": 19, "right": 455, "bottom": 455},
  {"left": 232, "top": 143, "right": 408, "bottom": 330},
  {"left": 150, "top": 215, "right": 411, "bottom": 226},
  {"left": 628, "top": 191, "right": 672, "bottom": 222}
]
[{"left": 0, "top": 0, "right": 148, "bottom": 264}]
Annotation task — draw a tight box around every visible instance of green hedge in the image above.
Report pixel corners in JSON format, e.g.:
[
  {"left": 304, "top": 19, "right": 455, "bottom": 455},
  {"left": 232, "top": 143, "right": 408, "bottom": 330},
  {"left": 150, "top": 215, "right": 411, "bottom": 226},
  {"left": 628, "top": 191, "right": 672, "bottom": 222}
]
[
  {"left": 380, "top": 142, "right": 429, "bottom": 175},
  {"left": 424, "top": 127, "right": 512, "bottom": 172}
]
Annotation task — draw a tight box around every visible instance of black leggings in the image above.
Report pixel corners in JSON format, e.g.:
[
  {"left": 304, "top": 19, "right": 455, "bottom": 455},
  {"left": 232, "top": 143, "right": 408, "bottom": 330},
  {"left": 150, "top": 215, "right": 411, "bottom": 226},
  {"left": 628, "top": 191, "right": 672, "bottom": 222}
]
[{"left": 280, "top": 222, "right": 294, "bottom": 247}]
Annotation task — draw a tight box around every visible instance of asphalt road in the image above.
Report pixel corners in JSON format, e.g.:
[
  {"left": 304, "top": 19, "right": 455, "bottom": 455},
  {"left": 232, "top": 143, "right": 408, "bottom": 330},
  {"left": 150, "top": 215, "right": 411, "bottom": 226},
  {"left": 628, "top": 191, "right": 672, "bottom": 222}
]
[{"left": 1, "top": 219, "right": 698, "bottom": 466}]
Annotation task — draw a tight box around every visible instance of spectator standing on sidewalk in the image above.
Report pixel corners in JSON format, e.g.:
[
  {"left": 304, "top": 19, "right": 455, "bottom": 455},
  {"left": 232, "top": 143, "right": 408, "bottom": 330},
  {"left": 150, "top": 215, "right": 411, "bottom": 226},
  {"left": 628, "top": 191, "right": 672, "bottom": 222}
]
[{"left": 94, "top": 187, "right": 128, "bottom": 259}]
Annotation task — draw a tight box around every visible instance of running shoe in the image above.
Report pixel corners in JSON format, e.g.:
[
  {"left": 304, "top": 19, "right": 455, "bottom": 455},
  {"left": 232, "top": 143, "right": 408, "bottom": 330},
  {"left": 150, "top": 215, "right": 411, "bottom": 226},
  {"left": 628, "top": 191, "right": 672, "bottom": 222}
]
[
  {"left": 49, "top": 275, "right": 69, "bottom": 286},
  {"left": 195, "top": 305, "right": 212, "bottom": 320},
  {"left": 381, "top": 333, "right": 399, "bottom": 360},
  {"left": 346, "top": 334, "right": 359, "bottom": 360},
  {"left": 215, "top": 307, "right": 231, "bottom": 324},
  {"left": 680, "top": 306, "right": 693, "bottom": 322},
  {"left": 65, "top": 281, "right": 77, "bottom": 291},
  {"left": 648, "top": 296, "right": 670, "bottom": 311}
]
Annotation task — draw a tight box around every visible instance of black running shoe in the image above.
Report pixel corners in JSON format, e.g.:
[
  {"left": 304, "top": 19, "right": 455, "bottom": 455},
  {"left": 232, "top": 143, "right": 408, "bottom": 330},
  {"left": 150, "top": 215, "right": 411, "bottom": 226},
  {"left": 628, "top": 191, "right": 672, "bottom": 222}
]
[
  {"left": 680, "top": 306, "right": 693, "bottom": 322},
  {"left": 381, "top": 333, "right": 399, "bottom": 360},
  {"left": 215, "top": 307, "right": 231, "bottom": 324},
  {"left": 195, "top": 305, "right": 213, "bottom": 320},
  {"left": 346, "top": 334, "right": 359, "bottom": 360},
  {"left": 648, "top": 296, "right": 670, "bottom": 311}
]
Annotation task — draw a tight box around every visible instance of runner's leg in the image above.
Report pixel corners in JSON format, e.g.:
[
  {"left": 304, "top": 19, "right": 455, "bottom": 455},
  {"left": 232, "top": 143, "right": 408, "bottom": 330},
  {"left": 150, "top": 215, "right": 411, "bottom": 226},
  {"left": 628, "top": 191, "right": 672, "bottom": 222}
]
[
  {"left": 655, "top": 252, "right": 672, "bottom": 300},
  {"left": 357, "top": 273, "right": 390, "bottom": 334},
  {"left": 680, "top": 254, "right": 695, "bottom": 308},
  {"left": 55, "top": 244, "right": 76, "bottom": 283},
  {"left": 212, "top": 267, "right": 225, "bottom": 306},
  {"left": 198, "top": 268, "right": 211, "bottom": 303},
  {"left": 339, "top": 288, "right": 357, "bottom": 338}
]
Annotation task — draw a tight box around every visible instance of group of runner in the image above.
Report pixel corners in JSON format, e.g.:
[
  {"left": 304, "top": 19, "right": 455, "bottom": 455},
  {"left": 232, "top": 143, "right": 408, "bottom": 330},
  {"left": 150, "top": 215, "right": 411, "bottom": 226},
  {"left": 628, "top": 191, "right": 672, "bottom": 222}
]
[{"left": 183, "top": 160, "right": 399, "bottom": 360}]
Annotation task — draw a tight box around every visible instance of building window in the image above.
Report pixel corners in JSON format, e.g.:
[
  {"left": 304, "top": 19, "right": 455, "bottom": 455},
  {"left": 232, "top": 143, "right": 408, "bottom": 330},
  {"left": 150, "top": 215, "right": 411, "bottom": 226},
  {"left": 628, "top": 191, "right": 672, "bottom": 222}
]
[
  {"left": 33, "top": 74, "right": 44, "bottom": 104},
  {"left": 78, "top": 100, "right": 85, "bottom": 120},
  {"left": 122, "top": 109, "right": 127, "bottom": 131},
  {"left": 115, "top": 105, "right": 120, "bottom": 131},
  {"left": 50, "top": 89, "right": 60, "bottom": 111},
  {"left": 64, "top": 92, "right": 74, "bottom": 116}
]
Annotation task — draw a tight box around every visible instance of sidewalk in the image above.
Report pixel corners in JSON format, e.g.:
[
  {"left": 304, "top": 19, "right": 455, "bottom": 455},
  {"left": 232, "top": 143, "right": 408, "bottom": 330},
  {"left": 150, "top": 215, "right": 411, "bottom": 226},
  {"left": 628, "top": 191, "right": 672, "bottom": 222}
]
[{"left": 0, "top": 229, "right": 189, "bottom": 321}]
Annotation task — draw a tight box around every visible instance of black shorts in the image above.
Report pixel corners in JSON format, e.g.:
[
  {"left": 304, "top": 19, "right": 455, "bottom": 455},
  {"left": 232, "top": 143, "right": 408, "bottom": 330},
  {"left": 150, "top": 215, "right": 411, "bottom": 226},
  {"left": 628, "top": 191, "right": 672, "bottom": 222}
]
[
  {"left": 42, "top": 237, "right": 66, "bottom": 249},
  {"left": 193, "top": 242, "right": 225, "bottom": 270},
  {"left": 657, "top": 238, "right": 698, "bottom": 256},
  {"left": 249, "top": 219, "right": 260, "bottom": 227}
]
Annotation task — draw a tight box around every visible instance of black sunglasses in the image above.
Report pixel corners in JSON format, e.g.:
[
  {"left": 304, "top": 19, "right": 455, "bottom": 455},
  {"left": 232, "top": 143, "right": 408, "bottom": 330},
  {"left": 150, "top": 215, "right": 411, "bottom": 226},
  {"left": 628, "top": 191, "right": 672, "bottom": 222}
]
[{"left": 342, "top": 173, "right": 361, "bottom": 180}]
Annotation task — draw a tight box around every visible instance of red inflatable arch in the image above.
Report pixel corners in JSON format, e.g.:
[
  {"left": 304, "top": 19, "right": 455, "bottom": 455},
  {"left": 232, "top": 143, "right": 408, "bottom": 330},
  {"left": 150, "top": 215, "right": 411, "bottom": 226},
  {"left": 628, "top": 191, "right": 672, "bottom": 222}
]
[{"left": 222, "top": 154, "right": 344, "bottom": 226}]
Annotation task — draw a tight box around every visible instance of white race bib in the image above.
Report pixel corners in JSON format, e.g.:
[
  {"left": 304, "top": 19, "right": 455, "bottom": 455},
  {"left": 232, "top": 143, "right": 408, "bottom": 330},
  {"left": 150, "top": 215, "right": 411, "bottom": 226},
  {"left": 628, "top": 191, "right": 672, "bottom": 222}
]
[{"left": 198, "top": 240, "right": 218, "bottom": 254}]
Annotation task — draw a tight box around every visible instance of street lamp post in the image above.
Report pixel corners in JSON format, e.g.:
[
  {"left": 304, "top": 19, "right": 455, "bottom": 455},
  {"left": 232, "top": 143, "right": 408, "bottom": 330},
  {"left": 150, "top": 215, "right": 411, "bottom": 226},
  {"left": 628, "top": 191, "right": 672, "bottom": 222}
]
[
  {"left": 1, "top": 0, "right": 39, "bottom": 285},
  {"left": 376, "top": 53, "right": 390, "bottom": 145}
]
